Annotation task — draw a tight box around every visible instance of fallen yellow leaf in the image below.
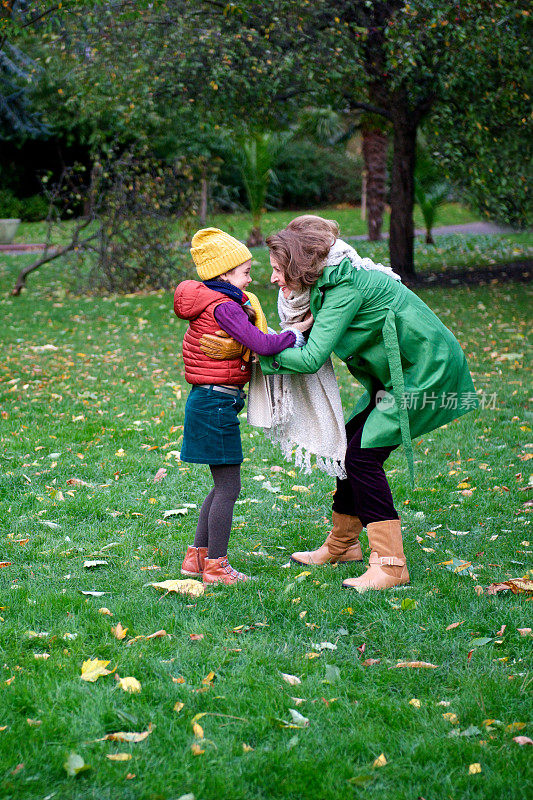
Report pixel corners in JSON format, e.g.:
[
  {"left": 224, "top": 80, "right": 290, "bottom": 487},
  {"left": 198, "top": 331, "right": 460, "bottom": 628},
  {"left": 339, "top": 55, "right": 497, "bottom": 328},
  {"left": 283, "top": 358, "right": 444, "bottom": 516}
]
[
  {"left": 98, "top": 725, "right": 153, "bottom": 743},
  {"left": 242, "top": 743, "right": 254, "bottom": 752},
  {"left": 442, "top": 712, "right": 459, "bottom": 724},
  {"left": 98, "top": 607, "right": 113, "bottom": 616},
  {"left": 192, "top": 721, "right": 204, "bottom": 738},
  {"left": 80, "top": 659, "right": 115, "bottom": 682},
  {"left": 280, "top": 672, "right": 301, "bottom": 686},
  {"left": 111, "top": 623, "right": 128, "bottom": 640},
  {"left": 506, "top": 722, "right": 526, "bottom": 733},
  {"left": 191, "top": 742, "right": 204, "bottom": 755},
  {"left": 409, "top": 699, "right": 421, "bottom": 708},
  {"left": 391, "top": 661, "right": 438, "bottom": 669},
  {"left": 202, "top": 671, "right": 215, "bottom": 685},
  {"left": 106, "top": 753, "right": 132, "bottom": 762},
  {"left": 173, "top": 702, "right": 184, "bottom": 713},
  {"left": 373, "top": 753, "right": 387, "bottom": 768},
  {"left": 118, "top": 676, "right": 141, "bottom": 694},
  {"left": 469, "top": 763, "right": 482, "bottom": 774},
  {"left": 148, "top": 579, "right": 204, "bottom": 598}
]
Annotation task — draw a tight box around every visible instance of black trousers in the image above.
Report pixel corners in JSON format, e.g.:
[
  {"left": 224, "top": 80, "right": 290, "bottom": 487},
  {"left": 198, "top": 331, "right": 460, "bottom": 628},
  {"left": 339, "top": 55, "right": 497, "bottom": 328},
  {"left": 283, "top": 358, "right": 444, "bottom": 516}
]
[{"left": 332, "top": 385, "right": 399, "bottom": 527}]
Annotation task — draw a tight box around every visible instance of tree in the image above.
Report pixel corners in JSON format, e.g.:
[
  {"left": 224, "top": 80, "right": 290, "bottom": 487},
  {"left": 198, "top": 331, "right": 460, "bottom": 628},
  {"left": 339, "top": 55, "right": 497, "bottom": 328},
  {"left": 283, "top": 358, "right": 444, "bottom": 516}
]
[
  {"left": 233, "top": 129, "right": 289, "bottom": 246},
  {"left": 16, "top": 1, "right": 531, "bottom": 275},
  {"left": 361, "top": 114, "right": 390, "bottom": 241},
  {"left": 414, "top": 147, "right": 449, "bottom": 244}
]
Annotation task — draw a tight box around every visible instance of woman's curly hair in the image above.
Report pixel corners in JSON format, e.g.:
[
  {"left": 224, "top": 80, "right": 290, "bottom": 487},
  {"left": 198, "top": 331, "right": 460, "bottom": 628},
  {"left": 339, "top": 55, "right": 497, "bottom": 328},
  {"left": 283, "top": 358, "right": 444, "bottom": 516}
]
[{"left": 266, "top": 215, "right": 339, "bottom": 288}]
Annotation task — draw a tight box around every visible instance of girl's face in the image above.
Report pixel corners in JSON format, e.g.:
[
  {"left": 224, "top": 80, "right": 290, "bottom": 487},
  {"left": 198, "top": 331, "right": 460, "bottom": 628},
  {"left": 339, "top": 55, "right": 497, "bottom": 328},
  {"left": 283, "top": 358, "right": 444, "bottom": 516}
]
[
  {"left": 270, "top": 255, "right": 291, "bottom": 298},
  {"left": 222, "top": 260, "right": 252, "bottom": 291}
]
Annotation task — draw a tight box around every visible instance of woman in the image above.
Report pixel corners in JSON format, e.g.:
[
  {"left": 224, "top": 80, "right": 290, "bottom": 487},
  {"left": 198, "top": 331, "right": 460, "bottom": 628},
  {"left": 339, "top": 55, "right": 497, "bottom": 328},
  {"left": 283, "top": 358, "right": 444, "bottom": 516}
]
[{"left": 257, "top": 216, "right": 478, "bottom": 591}]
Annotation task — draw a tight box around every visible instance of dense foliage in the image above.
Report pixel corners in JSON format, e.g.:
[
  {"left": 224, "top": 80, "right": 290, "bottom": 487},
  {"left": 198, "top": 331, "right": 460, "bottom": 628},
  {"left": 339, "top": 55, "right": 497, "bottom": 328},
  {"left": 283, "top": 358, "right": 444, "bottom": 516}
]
[{"left": 3, "top": 1, "right": 531, "bottom": 275}]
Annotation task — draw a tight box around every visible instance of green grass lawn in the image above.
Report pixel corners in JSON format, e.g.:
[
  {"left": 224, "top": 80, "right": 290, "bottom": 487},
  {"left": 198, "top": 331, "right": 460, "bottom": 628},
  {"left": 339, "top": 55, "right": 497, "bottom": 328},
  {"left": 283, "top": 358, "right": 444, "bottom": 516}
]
[
  {"left": 0, "top": 252, "right": 532, "bottom": 799},
  {"left": 18, "top": 202, "right": 481, "bottom": 244}
]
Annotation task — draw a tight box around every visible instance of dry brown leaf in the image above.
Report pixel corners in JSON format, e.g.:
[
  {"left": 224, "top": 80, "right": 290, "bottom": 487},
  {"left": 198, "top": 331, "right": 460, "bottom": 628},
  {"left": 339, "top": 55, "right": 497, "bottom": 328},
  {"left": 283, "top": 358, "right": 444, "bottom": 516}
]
[
  {"left": 486, "top": 578, "right": 533, "bottom": 595},
  {"left": 391, "top": 661, "right": 438, "bottom": 669},
  {"left": 513, "top": 736, "right": 533, "bottom": 746},
  {"left": 190, "top": 634, "right": 204, "bottom": 641},
  {"left": 517, "top": 628, "right": 532, "bottom": 637},
  {"left": 145, "top": 629, "right": 166, "bottom": 639},
  {"left": 106, "top": 753, "right": 132, "bottom": 762},
  {"left": 171, "top": 676, "right": 185, "bottom": 684},
  {"left": 362, "top": 658, "right": 381, "bottom": 666},
  {"left": 111, "top": 623, "right": 128, "bottom": 640},
  {"left": 191, "top": 742, "right": 204, "bottom": 755},
  {"left": 446, "top": 621, "right": 464, "bottom": 630}
]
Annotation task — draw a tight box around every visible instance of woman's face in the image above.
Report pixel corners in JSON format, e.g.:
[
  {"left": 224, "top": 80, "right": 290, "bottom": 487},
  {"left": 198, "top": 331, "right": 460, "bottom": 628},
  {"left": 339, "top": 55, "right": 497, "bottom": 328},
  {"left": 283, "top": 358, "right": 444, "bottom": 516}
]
[{"left": 270, "top": 255, "right": 291, "bottom": 298}]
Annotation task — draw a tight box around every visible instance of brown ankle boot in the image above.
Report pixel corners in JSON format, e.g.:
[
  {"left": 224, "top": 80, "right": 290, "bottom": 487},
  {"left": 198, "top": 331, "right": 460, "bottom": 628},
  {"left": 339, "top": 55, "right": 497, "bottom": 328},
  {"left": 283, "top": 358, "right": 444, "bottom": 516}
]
[
  {"left": 342, "top": 519, "right": 409, "bottom": 591},
  {"left": 181, "top": 546, "right": 208, "bottom": 577},
  {"left": 203, "top": 556, "right": 251, "bottom": 586},
  {"left": 291, "top": 511, "right": 363, "bottom": 566}
]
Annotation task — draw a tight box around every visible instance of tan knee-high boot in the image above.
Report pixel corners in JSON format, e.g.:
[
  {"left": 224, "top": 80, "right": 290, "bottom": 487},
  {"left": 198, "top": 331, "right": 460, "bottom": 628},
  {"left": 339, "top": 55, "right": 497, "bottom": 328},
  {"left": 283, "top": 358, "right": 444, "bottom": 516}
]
[
  {"left": 342, "top": 518, "right": 409, "bottom": 591},
  {"left": 291, "top": 511, "right": 363, "bottom": 566}
]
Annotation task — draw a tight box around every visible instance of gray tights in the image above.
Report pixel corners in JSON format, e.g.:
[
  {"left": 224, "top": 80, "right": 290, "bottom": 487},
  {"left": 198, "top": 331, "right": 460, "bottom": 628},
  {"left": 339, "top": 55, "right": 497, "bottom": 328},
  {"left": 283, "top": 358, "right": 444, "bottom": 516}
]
[{"left": 193, "top": 464, "right": 242, "bottom": 558}]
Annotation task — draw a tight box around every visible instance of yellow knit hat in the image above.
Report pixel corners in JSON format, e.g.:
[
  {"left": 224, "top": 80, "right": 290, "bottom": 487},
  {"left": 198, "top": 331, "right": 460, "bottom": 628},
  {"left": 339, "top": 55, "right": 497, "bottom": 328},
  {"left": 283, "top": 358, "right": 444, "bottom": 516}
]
[{"left": 190, "top": 227, "right": 252, "bottom": 280}]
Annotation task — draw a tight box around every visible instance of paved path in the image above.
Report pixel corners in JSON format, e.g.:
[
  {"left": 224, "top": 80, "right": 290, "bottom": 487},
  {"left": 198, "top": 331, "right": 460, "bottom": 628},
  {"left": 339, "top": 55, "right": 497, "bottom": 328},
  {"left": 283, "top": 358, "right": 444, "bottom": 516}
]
[
  {"left": 346, "top": 221, "right": 516, "bottom": 242},
  {"left": 0, "top": 222, "right": 523, "bottom": 254}
]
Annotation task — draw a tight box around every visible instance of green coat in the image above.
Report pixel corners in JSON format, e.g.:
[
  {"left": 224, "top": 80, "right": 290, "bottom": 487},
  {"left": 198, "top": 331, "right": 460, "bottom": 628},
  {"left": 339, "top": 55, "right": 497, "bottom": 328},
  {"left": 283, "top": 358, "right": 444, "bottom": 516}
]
[{"left": 260, "top": 258, "right": 478, "bottom": 483}]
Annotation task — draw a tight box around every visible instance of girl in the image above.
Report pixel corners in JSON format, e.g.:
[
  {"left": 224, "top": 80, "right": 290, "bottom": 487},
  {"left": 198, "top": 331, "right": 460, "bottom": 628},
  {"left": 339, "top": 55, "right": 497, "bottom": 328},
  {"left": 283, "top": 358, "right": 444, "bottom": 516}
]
[
  {"left": 257, "top": 215, "right": 478, "bottom": 591},
  {"left": 173, "top": 227, "right": 305, "bottom": 586}
]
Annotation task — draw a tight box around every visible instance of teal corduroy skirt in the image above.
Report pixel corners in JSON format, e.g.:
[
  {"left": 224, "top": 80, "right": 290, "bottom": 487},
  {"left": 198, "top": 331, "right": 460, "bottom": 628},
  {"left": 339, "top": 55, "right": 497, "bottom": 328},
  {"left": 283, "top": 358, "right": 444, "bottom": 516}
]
[{"left": 180, "top": 386, "right": 246, "bottom": 465}]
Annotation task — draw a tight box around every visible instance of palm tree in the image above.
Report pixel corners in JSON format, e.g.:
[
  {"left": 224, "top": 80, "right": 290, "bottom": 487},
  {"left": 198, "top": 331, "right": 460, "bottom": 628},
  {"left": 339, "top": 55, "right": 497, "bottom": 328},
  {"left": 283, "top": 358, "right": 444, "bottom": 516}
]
[
  {"left": 414, "top": 151, "right": 449, "bottom": 244},
  {"left": 234, "top": 130, "right": 290, "bottom": 246},
  {"left": 361, "top": 115, "right": 389, "bottom": 241}
]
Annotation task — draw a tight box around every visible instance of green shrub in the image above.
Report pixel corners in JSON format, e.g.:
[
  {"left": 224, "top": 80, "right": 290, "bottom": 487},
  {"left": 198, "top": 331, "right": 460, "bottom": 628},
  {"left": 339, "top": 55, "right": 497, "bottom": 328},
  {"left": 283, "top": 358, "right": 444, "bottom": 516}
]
[
  {"left": 0, "top": 189, "right": 22, "bottom": 218},
  {"left": 0, "top": 189, "right": 49, "bottom": 221},
  {"left": 271, "top": 139, "right": 363, "bottom": 208},
  {"left": 18, "top": 194, "right": 49, "bottom": 222}
]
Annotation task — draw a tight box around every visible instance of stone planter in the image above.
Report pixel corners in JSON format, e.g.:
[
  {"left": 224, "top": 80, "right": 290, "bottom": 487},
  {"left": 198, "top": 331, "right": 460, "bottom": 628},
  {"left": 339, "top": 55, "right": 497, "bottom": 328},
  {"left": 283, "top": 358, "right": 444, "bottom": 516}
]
[{"left": 0, "top": 219, "right": 21, "bottom": 244}]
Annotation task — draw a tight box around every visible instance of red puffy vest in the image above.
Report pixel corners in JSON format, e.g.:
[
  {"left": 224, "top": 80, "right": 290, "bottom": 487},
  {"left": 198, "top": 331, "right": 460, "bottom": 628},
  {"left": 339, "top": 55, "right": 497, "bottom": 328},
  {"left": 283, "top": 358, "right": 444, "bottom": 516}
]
[{"left": 174, "top": 280, "right": 251, "bottom": 386}]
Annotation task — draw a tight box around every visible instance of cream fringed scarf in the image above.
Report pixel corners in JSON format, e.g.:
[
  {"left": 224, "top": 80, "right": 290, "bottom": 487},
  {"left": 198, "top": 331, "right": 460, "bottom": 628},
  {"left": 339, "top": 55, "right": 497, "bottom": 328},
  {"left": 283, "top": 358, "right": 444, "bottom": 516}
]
[
  {"left": 247, "top": 239, "right": 401, "bottom": 477},
  {"left": 247, "top": 287, "right": 347, "bottom": 479}
]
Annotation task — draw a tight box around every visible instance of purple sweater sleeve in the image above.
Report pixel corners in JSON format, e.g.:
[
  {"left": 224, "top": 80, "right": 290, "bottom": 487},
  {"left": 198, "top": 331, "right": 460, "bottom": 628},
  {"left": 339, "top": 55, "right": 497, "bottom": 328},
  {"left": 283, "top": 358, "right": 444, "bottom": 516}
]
[{"left": 213, "top": 302, "right": 296, "bottom": 356}]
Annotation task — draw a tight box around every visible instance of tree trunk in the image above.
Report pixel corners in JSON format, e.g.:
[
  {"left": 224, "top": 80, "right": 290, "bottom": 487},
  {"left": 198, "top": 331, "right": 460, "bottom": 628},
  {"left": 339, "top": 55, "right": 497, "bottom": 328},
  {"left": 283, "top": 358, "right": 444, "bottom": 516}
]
[
  {"left": 389, "top": 116, "right": 418, "bottom": 276},
  {"left": 362, "top": 127, "right": 388, "bottom": 241}
]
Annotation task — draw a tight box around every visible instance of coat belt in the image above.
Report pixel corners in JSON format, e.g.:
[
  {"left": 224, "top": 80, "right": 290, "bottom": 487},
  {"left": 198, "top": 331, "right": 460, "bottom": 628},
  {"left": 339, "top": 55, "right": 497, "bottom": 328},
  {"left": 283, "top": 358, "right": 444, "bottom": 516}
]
[{"left": 382, "top": 309, "right": 415, "bottom": 486}]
